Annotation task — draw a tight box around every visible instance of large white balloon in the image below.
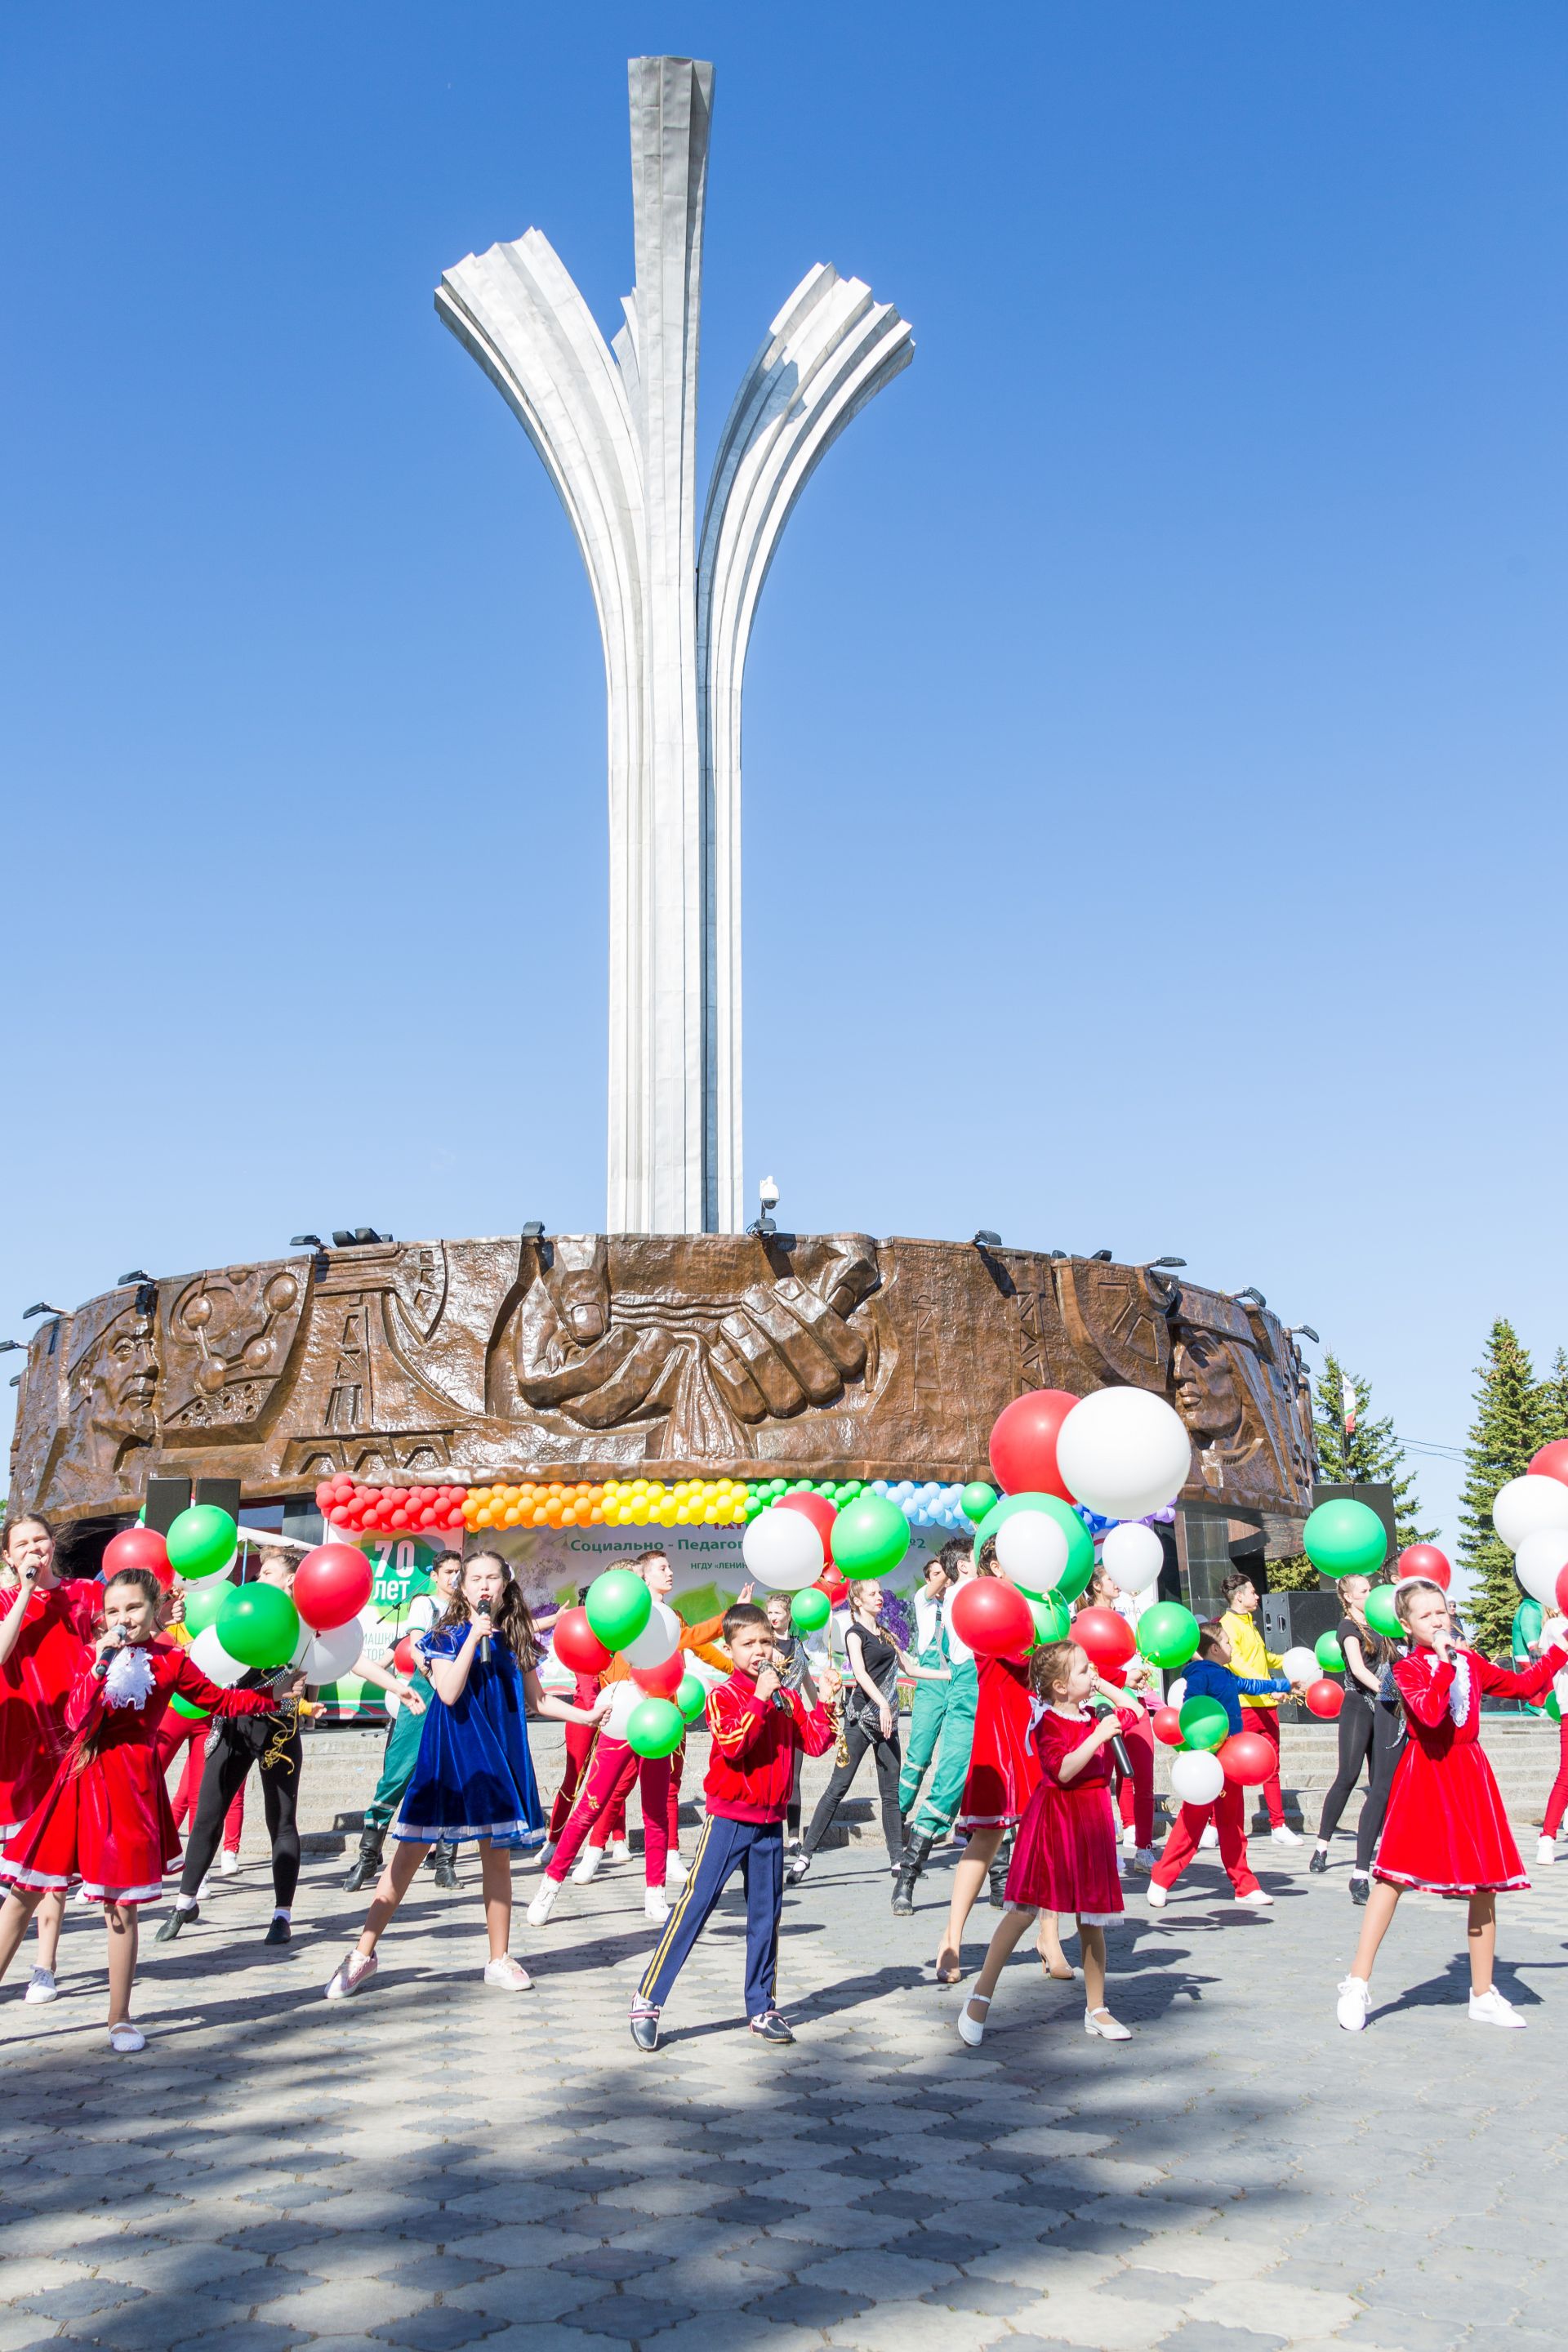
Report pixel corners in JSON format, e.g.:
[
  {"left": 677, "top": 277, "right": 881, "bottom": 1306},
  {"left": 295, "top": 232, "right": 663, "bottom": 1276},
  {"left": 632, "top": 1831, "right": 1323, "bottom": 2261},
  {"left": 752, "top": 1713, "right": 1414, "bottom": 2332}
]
[
  {"left": 1056, "top": 1388, "right": 1193, "bottom": 1521},
  {"left": 1514, "top": 1526, "right": 1568, "bottom": 1607},
  {"left": 995, "top": 1511, "right": 1069, "bottom": 1595},
  {"left": 622, "top": 1600, "right": 682, "bottom": 1670},
  {"left": 742, "top": 1507, "right": 824, "bottom": 1592},
  {"left": 604, "top": 1679, "right": 645, "bottom": 1740},
  {"left": 1102, "top": 1521, "right": 1165, "bottom": 1595},
  {"left": 1279, "top": 1646, "right": 1319, "bottom": 1687},
  {"left": 303, "top": 1618, "right": 365, "bottom": 1684},
  {"left": 1169, "top": 1748, "right": 1225, "bottom": 1806},
  {"left": 189, "top": 1625, "right": 247, "bottom": 1689},
  {"left": 1493, "top": 1475, "right": 1568, "bottom": 1555}
]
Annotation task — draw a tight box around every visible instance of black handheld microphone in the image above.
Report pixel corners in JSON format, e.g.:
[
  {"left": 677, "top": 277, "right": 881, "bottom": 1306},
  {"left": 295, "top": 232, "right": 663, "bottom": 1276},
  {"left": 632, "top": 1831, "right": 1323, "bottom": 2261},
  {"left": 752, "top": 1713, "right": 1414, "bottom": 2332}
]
[
  {"left": 475, "top": 1601, "right": 492, "bottom": 1664},
  {"left": 93, "top": 1624, "right": 130, "bottom": 1679},
  {"left": 1091, "top": 1698, "right": 1133, "bottom": 1780}
]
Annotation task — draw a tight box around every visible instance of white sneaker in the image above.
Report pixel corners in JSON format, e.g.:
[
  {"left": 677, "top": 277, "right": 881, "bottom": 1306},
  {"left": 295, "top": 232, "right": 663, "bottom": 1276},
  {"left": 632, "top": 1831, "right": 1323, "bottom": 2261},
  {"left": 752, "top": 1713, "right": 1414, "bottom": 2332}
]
[
  {"left": 1085, "top": 2007, "right": 1133, "bottom": 2041},
  {"left": 23, "top": 1967, "right": 59, "bottom": 2004},
  {"left": 324, "top": 1950, "right": 377, "bottom": 2002},
  {"left": 1199, "top": 1824, "right": 1218, "bottom": 1850},
  {"left": 526, "top": 1880, "right": 559, "bottom": 1927},
  {"left": 665, "top": 1855, "right": 688, "bottom": 1889},
  {"left": 1234, "top": 1889, "right": 1274, "bottom": 1907},
  {"left": 1537, "top": 1835, "right": 1556, "bottom": 1867},
  {"left": 644, "top": 1888, "right": 670, "bottom": 1924},
  {"left": 482, "top": 1955, "right": 532, "bottom": 1991},
  {"left": 1468, "top": 1987, "right": 1526, "bottom": 2030},
  {"left": 956, "top": 1992, "right": 990, "bottom": 2047},
  {"left": 1146, "top": 1882, "right": 1168, "bottom": 1909},
  {"left": 219, "top": 1849, "right": 240, "bottom": 1877},
  {"left": 108, "top": 2022, "right": 146, "bottom": 2054},
  {"left": 607, "top": 1839, "right": 631, "bottom": 1866},
  {"left": 1336, "top": 1975, "right": 1371, "bottom": 2033},
  {"left": 1120, "top": 1824, "right": 1135, "bottom": 1851},
  {"left": 1270, "top": 1825, "right": 1302, "bottom": 1846},
  {"left": 538, "top": 1840, "right": 557, "bottom": 1869},
  {"left": 1133, "top": 1847, "right": 1156, "bottom": 1872},
  {"left": 572, "top": 1846, "right": 604, "bottom": 1884},
  {"left": 196, "top": 1874, "right": 212, "bottom": 1899}
]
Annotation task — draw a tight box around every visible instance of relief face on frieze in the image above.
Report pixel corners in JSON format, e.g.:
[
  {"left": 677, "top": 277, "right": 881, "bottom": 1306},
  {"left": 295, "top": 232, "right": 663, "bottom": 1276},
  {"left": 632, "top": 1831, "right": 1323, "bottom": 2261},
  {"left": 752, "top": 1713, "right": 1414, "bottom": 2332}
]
[{"left": 10, "top": 1235, "right": 1315, "bottom": 1521}]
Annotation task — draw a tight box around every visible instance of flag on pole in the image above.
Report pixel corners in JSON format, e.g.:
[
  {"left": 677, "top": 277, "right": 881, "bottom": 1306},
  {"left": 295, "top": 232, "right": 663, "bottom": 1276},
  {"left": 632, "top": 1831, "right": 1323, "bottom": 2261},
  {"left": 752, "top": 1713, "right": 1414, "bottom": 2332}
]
[{"left": 1342, "top": 1371, "right": 1359, "bottom": 1440}]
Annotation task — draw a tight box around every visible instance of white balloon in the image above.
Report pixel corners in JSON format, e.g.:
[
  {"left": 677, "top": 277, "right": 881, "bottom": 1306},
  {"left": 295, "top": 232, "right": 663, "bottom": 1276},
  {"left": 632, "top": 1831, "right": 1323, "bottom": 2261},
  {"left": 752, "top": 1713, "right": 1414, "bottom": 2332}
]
[
  {"left": 1514, "top": 1526, "right": 1568, "bottom": 1606},
  {"left": 1169, "top": 1748, "right": 1225, "bottom": 1806},
  {"left": 304, "top": 1619, "right": 364, "bottom": 1683},
  {"left": 289, "top": 1619, "right": 314, "bottom": 1670},
  {"left": 1493, "top": 1475, "right": 1568, "bottom": 1555},
  {"left": 742, "top": 1507, "right": 824, "bottom": 1592},
  {"left": 622, "top": 1600, "right": 682, "bottom": 1670},
  {"left": 1056, "top": 1388, "right": 1193, "bottom": 1521},
  {"left": 995, "top": 1510, "right": 1069, "bottom": 1594},
  {"left": 189, "top": 1625, "right": 247, "bottom": 1689},
  {"left": 1279, "top": 1646, "right": 1319, "bottom": 1687},
  {"left": 604, "top": 1679, "right": 645, "bottom": 1740},
  {"left": 1102, "top": 1521, "right": 1165, "bottom": 1595},
  {"left": 1166, "top": 1677, "right": 1187, "bottom": 1710}
]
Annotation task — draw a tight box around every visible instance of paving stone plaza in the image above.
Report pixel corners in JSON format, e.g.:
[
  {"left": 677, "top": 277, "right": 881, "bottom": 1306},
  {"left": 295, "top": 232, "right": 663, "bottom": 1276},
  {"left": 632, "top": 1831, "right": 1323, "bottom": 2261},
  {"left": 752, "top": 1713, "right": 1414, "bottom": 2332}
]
[{"left": 2, "top": 1728, "right": 1561, "bottom": 2352}]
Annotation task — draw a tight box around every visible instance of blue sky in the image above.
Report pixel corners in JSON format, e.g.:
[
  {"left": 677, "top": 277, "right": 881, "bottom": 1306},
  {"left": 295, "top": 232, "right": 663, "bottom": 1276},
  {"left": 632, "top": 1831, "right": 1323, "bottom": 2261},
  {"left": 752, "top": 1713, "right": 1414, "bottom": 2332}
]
[{"left": 4, "top": 5, "right": 1566, "bottom": 1557}]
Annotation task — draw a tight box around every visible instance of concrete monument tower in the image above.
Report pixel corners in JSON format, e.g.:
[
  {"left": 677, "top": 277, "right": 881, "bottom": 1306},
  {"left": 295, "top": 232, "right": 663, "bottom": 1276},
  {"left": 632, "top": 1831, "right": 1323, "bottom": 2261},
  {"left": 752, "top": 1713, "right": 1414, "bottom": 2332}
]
[{"left": 437, "top": 56, "right": 912, "bottom": 1236}]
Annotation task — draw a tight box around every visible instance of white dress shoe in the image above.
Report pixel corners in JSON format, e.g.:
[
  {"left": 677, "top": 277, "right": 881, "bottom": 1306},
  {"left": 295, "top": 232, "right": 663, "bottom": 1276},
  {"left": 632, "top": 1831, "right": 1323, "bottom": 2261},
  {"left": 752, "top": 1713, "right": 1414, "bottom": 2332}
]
[
  {"left": 1085, "top": 2007, "right": 1132, "bottom": 2041},
  {"left": 956, "top": 1993, "right": 990, "bottom": 2047},
  {"left": 1336, "top": 1975, "right": 1371, "bottom": 2033}
]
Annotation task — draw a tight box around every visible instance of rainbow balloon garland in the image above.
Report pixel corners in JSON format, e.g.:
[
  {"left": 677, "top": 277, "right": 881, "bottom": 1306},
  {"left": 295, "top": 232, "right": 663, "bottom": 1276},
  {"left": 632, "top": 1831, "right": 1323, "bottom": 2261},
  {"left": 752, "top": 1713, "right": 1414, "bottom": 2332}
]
[{"left": 314, "top": 1473, "right": 1039, "bottom": 1539}]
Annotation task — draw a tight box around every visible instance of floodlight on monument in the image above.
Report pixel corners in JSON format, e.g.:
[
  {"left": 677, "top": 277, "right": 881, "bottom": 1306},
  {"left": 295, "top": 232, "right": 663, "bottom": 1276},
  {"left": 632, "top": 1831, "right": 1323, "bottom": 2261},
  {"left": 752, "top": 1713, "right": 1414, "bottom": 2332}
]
[
  {"left": 332, "top": 1228, "right": 394, "bottom": 1249},
  {"left": 23, "top": 1303, "right": 64, "bottom": 1321},
  {"left": 1143, "top": 1257, "right": 1187, "bottom": 1271},
  {"left": 973, "top": 1231, "right": 1002, "bottom": 1250},
  {"left": 1229, "top": 1286, "right": 1267, "bottom": 1309},
  {"left": 521, "top": 1222, "right": 546, "bottom": 1245},
  {"left": 118, "top": 1270, "right": 152, "bottom": 1287},
  {"left": 0, "top": 1339, "right": 20, "bottom": 1354},
  {"left": 290, "top": 1235, "right": 325, "bottom": 1251},
  {"left": 1288, "top": 1324, "right": 1321, "bottom": 1345},
  {"left": 1089, "top": 1250, "right": 1113, "bottom": 1263}
]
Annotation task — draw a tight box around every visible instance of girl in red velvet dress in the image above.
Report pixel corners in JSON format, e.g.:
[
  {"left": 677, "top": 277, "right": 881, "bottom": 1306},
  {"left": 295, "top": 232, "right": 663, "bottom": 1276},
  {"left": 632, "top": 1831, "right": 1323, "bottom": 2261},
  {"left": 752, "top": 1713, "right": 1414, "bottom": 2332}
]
[
  {"left": 957, "top": 1638, "right": 1138, "bottom": 2047},
  {"left": 0, "top": 1566, "right": 278, "bottom": 2053},
  {"left": 1337, "top": 1575, "right": 1567, "bottom": 2036},
  {"left": 0, "top": 1514, "right": 101, "bottom": 2002},
  {"left": 934, "top": 1541, "right": 1042, "bottom": 1984}
]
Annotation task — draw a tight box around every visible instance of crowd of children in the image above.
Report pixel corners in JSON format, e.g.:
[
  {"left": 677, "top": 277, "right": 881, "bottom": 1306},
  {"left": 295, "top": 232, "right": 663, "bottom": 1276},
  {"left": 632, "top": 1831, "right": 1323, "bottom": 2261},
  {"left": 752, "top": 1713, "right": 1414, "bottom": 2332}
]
[{"left": 1, "top": 1503, "right": 1561, "bottom": 2056}]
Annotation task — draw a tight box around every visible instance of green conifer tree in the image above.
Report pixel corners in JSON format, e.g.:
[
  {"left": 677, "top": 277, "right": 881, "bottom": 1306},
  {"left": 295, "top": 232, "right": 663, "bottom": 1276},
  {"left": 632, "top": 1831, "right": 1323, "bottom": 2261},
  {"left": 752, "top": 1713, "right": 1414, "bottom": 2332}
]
[
  {"left": 1533, "top": 1346, "right": 1568, "bottom": 1451},
  {"left": 1267, "top": 1352, "right": 1432, "bottom": 1590},
  {"left": 1459, "top": 1319, "right": 1542, "bottom": 1657}
]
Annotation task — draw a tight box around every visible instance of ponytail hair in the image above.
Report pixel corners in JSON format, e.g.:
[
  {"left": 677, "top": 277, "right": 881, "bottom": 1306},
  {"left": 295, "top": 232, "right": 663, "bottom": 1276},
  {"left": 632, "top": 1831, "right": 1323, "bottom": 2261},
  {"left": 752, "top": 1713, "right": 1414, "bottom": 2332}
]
[
  {"left": 103, "top": 1566, "right": 163, "bottom": 1611},
  {"left": 1029, "top": 1639, "right": 1080, "bottom": 1703},
  {"left": 440, "top": 1551, "right": 537, "bottom": 1668},
  {"left": 1394, "top": 1575, "right": 1445, "bottom": 1629}
]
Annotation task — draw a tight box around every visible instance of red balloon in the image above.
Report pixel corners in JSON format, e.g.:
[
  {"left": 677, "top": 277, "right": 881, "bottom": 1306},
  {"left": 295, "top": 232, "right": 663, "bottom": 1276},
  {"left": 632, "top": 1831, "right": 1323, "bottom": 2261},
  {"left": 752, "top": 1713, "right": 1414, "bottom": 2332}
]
[
  {"left": 1556, "top": 1564, "right": 1568, "bottom": 1620},
  {"left": 551, "top": 1606, "right": 612, "bottom": 1676},
  {"left": 293, "top": 1544, "right": 373, "bottom": 1633},
  {"left": 1305, "top": 1678, "right": 1344, "bottom": 1719},
  {"left": 818, "top": 1566, "right": 849, "bottom": 1609},
  {"left": 1531, "top": 1440, "right": 1568, "bottom": 1489},
  {"left": 632, "top": 1651, "right": 686, "bottom": 1699},
  {"left": 1218, "top": 1731, "right": 1276, "bottom": 1785},
  {"left": 1396, "top": 1544, "right": 1450, "bottom": 1592},
  {"left": 777, "top": 1491, "right": 837, "bottom": 1549},
  {"left": 103, "top": 1526, "right": 172, "bottom": 1588},
  {"left": 1072, "top": 1606, "right": 1136, "bottom": 1673},
  {"left": 951, "top": 1577, "right": 1036, "bottom": 1659},
  {"left": 989, "top": 1388, "right": 1080, "bottom": 1501},
  {"left": 1152, "top": 1705, "right": 1184, "bottom": 1746},
  {"left": 392, "top": 1636, "right": 419, "bottom": 1677}
]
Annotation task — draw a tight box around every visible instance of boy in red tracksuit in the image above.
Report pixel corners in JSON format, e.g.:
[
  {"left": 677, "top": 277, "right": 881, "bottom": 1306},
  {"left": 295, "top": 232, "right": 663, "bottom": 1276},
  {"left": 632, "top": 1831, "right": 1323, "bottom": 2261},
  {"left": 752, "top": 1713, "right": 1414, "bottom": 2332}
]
[{"left": 630, "top": 1602, "right": 834, "bottom": 2052}]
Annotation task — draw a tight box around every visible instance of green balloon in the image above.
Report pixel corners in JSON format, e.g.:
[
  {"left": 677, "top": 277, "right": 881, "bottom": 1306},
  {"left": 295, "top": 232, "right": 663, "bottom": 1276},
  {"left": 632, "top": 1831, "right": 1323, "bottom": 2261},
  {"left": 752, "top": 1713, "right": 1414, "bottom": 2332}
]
[
  {"left": 1178, "top": 1695, "right": 1229, "bottom": 1752},
  {"left": 676, "top": 1673, "right": 707, "bottom": 1724},
  {"left": 218, "top": 1583, "right": 301, "bottom": 1669},
  {"left": 791, "top": 1587, "right": 831, "bottom": 1634},
  {"left": 168, "top": 1690, "right": 211, "bottom": 1722},
  {"left": 1548, "top": 1693, "right": 1563, "bottom": 1726},
  {"left": 166, "top": 1504, "right": 238, "bottom": 1580},
  {"left": 181, "top": 1575, "right": 235, "bottom": 1637},
  {"left": 971, "top": 1493, "right": 1094, "bottom": 1597},
  {"left": 831, "top": 1494, "right": 911, "bottom": 1578},
  {"left": 961, "top": 1481, "right": 998, "bottom": 1524},
  {"left": 1303, "top": 1498, "right": 1386, "bottom": 1579},
  {"left": 1030, "top": 1593, "right": 1071, "bottom": 1648},
  {"left": 1137, "top": 1600, "right": 1201, "bottom": 1671},
  {"left": 1315, "top": 1629, "right": 1345, "bottom": 1673},
  {"left": 1364, "top": 1584, "right": 1402, "bottom": 1641},
  {"left": 626, "top": 1696, "right": 685, "bottom": 1759},
  {"left": 585, "top": 1568, "right": 653, "bottom": 1652}
]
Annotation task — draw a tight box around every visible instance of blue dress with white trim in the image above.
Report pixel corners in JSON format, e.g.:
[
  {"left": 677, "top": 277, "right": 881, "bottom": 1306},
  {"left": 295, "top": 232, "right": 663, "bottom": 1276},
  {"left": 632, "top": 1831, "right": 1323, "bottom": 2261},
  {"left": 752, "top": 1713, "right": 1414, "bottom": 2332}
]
[{"left": 394, "top": 1624, "right": 544, "bottom": 1847}]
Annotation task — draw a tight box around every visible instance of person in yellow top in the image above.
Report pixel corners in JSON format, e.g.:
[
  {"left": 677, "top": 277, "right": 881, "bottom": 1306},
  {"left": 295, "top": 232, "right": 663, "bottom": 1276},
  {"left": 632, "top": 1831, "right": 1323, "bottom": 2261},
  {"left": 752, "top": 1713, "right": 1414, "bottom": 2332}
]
[{"left": 1219, "top": 1571, "right": 1299, "bottom": 1845}]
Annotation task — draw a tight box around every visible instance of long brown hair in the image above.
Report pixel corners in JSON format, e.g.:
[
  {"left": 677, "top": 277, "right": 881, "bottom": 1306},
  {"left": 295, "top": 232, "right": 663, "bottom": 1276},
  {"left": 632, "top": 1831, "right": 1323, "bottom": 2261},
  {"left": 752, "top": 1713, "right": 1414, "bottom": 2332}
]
[{"left": 438, "top": 1550, "right": 537, "bottom": 1667}]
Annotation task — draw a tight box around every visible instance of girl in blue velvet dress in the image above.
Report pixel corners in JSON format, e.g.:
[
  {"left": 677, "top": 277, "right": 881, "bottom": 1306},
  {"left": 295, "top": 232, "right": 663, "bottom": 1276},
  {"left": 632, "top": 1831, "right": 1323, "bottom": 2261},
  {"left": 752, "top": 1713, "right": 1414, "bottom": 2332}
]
[{"left": 324, "top": 1552, "right": 608, "bottom": 2000}]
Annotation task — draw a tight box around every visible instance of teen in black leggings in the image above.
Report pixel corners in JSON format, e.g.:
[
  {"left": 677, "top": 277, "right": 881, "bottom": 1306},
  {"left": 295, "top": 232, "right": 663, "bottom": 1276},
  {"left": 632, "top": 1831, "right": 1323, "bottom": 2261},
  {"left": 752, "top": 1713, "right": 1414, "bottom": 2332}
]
[
  {"left": 793, "top": 1583, "right": 905, "bottom": 1880},
  {"left": 159, "top": 1699, "right": 304, "bottom": 1946},
  {"left": 1312, "top": 1578, "right": 1402, "bottom": 1903}
]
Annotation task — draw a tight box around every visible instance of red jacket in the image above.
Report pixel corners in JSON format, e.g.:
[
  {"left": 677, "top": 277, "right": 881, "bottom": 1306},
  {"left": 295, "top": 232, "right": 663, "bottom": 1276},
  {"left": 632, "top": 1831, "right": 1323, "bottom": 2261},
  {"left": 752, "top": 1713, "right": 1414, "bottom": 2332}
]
[{"left": 703, "top": 1668, "right": 834, "bottom": 1822}]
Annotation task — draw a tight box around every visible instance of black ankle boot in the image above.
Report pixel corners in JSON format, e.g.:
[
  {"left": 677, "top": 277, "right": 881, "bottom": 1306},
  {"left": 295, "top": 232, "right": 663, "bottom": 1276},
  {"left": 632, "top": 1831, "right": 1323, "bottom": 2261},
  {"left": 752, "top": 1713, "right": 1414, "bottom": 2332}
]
[
  {"left": 430, "top": 1843, "right": 459, "bottom": 1891},
  {"left": 892, "top": 1832, "right": 934, "bottom": 1916},
  {"left": 988, "top": 1837, "right": 1013, "bottom": 1909},
  {"left": 344, "top": 1833, "right": 384, "bottom": 1893}
]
